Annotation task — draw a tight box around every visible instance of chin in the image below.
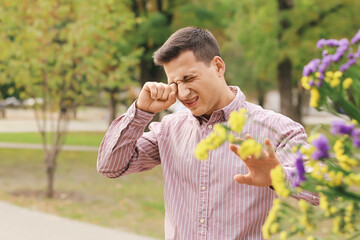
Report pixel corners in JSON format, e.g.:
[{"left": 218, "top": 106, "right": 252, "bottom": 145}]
[{"left": 191, "top": 109, "right": 206, "bottom": 117}]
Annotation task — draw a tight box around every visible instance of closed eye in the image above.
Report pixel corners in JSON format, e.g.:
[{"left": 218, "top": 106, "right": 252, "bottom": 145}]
[{"left": 183, "top": 77, "right": 195, "bottom": 82}]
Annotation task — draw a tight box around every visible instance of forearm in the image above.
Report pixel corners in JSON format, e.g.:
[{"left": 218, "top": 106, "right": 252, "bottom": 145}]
[
  {"left": 274, "top": 120, "right": 319, "bottom": 205},
  {"left": 97, "top": 102, "right": 155, "bottom": 177}
]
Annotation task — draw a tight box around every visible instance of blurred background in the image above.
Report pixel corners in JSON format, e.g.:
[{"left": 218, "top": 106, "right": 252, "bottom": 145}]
[{"left": 0, "top": 0, "right": 359, "bottom": 239}]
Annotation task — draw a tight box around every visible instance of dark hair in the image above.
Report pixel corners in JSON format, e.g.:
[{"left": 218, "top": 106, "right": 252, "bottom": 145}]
[{"left": 153, "top": 27, "right": 221, "bottom": 66}]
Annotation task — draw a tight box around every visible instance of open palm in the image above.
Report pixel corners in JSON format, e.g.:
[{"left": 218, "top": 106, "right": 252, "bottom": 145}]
[{"left": 229, "top": 134, "right": 281, "bottom": 187}]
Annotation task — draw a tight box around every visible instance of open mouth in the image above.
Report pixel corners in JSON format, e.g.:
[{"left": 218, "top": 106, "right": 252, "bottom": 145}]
[{"left": 184, "top": 96, "right": 199, "bottom": 108}]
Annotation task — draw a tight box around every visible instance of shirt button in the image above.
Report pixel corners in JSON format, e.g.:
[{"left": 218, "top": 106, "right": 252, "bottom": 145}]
[
  {"left": 115, "top": 133, "right": 120, "bottom": 138},
  {"left": 129, "top": 113, "right": 134, "bottom": 118},
  {"left": 201, "top": 186, "right": 206, "bottom": 191},
  {"left": 200, "top": 218, "right": 205, "bottom": 223},
  {"left": 208, "top": 125, "right": 212, "bottom": 129}
]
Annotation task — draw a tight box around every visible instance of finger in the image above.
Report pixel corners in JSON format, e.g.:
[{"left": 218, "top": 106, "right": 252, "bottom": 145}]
[
  {"left": 155, "top": 83, "right": 165, "bottom": 100},
  {"left": 161, "top": 84, "right": 172, "bottom": 101},
  {"left": 234, "top": 174, "right": 253, "bottom": 185},
  {"left": 162, "top": 91, "right": 177, "bottom": 109},
  {"left": 229, "top": 144, "right": 240, "bottom": 157},
  {"left": 264, "top": 138, "right": 275, "bottom": 156},
  {"left": 148, "top": 83, "right": 158, "bottom": 99},
  {"left": 170, "top": 82, "right": 178, "bottom": 96},
  {"left": 245, "top": 133, "right": 252, "bottom": 140}
]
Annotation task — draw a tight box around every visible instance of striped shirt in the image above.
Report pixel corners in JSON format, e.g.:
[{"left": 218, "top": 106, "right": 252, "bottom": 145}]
[{"left": 97, "top": 86, "right": 318, "bottom": 240}]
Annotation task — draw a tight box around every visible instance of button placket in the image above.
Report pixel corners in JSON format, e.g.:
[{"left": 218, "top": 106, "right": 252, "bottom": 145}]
[{"left": 197, "top": 146, "right": 209, "bottom": 240}]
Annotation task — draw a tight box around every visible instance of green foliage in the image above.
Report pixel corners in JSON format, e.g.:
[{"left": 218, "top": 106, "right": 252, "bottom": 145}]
[
  {"left": 223, "top": 0, "right": 360, "bottom": 102},
  {"left": 0, "top": 132, "right": 105, "bottom": 146},
  {"left": 223, "top": 0, "right": 278, "bottom": 99}
]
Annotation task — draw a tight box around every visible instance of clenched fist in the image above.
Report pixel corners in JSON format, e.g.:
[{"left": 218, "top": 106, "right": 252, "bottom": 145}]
[{"left": 136, "top": 82, "right": 177, "bottom": 114}]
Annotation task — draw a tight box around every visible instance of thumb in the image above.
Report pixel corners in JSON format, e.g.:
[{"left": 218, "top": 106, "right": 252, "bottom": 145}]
[{"left": 234, "top": 174, "right": 253, "bottom": 185}]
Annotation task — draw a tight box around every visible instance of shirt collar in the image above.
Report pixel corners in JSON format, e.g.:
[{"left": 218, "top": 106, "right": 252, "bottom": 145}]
[{"left": 194, "top": 86, "right": 246, "bottom": 125}]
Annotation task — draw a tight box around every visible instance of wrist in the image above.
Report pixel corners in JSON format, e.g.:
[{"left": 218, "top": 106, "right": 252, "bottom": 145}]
[{"left": 135, "top": 100, "right": 155, "bottom": 114}]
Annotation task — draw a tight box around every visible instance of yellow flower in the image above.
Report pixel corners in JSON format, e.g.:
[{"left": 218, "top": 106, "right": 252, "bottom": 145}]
[
  {"left": 334, "top": 71, "right": 343, "bottom": 78},
  {"left": 213, "top": 124, "right": 227, "bottom": 140},
  {"left": 237, "top": 139, "right": 263, "bottom": 159},
  {"left": 301, "top": 76, "right": 311, "bottom": 90},
  {"left": 307, "top": 236, "right": 315, "bottom": 240},
  {"left": 298, "top": 199, "right": 308, "bottom": 212},
  {"left": 344, "top": 173, "right": 360, "bottom": 187},
  {"left": 270, "top": 165, "right": 290, "bottom": 197},
  {"left": 279, "top": 231, "right": 287, "bottom": 240},
  {"left": 228, "top": 108, "right": 247, "bottom": 133},
  {"left": 319, "top": 193, "right": 330, "bottom": 216},
  {"left": 343, "top": 78, "right": 353, "bottom": 89},
  {"left": 330, "top": 78, "right": 341, "bottom": 88},
  {"left": 227, "top": 134, "right": 235, "bottom": 143},
  {"left": 326, "top": 71, "right": 334, "bottom": 78},
  {"left": 270, "top": 223, "right": 279, "bottom": 234},
  {"left": 194, "top": 140, "right": 210, "bottom": 160},
  {"left": 332, "top": 216, "right": 342, "bottom": 234},
  {"left": 334, "top": 139, "right": 357, "bottom": 171},
  {"left": 310, "top": 88, "right": 320, "bottom": 108},
  {"left": 262, "top": 198, "right": 282, "bottom": 239}
]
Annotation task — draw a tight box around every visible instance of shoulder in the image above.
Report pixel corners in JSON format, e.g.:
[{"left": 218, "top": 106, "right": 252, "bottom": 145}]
[{"left": 243, "top": 101, "right": 306, "bottom": 141}]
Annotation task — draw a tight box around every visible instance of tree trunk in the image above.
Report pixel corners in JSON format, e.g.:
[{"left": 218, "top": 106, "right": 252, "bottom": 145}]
[
  {"left": 278, "top": 57, "right": 294, "bottom": 119},
  {"left": 258, "top": 93, "right": 265, "bottom": 108},
  {"left": 109, "top": 92, "right": 117, "bottom": 126},
  {"left": 45, "top": 153, "right": 56, "bottom": 198}
]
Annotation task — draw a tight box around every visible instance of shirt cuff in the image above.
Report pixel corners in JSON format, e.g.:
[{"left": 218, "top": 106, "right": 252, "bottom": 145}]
[{"left": 128, "top": 100, "right": 155, "bottom": 126}]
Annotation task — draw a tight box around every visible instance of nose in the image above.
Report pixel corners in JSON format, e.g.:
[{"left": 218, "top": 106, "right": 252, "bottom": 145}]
[{"left": 177, "top": 83, "right": 191, "bottom": 100}]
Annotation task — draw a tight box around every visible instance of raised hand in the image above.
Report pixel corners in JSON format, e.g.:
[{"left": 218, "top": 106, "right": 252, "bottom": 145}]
[
  {"left": 229, "top": 134, "right": 281, "bottom": 187},
  {"left": 136, "top": 82, "right": 177, "bottom": 114}
]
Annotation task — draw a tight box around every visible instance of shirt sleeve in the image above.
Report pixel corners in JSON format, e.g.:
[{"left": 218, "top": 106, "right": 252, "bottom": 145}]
[
  {"left": 273, "top": 116, "right": 319, "bottom": 206},
  {"left": 97, "top": 101, "right": 162, "bottom": 178}
]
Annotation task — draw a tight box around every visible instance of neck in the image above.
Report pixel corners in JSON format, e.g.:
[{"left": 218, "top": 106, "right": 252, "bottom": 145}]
[{"left": 221, "top": 85, "right": 236, "bottom": 107}]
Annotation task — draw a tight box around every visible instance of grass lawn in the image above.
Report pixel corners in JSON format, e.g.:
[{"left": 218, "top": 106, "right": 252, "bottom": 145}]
[
  {"left": 0, "top": 132, "right": 106, "bottom": 146},
  {"left": 0, "top": 148, "right": 165, "bottom": 239}
]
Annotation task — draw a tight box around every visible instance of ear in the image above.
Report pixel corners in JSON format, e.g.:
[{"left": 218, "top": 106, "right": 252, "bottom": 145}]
[{"left": 212, "top": 56, "right": 225, "bottom": 77}]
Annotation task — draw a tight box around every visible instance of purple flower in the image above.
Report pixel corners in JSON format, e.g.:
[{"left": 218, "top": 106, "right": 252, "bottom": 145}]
[
  {"left": 340, "top": 58, "right": 357, "bottom": 72},
  {"left": 311, "top": 134, "right": 330, "bottom": 160},
  {"left": 317, "top": 39, "right": 340, "bottom": 48},
  {"left": 322, "top": 50, "right": 328, "bottom": 57},
  {"left": 351, "top": 29, "right": 360, "bottom": 44},
  {"left": 352, "top": 128, "right": 360, "bottom": 148},
  {"left": 290, "top": 151, "right": 306, "bottom": 188},
  {"left": 331, "top": 121, "right": 360, "bottom": 148},
  {"left": 330, "top": 39, "right": 349, "bottom": 63},
  {"left": 355, "top": 45, "right": 360, "bottom": 58},
  {"left": 317, "top": 39, "right": 327, "bottom": 48},
  {"left": 331, "top": 120, "right": 354, "bottom": 135},
  {"left": 302, "top": 59, "right": 321, "bottom": 76}
]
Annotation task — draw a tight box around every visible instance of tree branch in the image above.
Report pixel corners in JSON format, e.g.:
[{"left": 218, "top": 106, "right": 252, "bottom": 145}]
[{"left": 297, "top": 3, "right": 344, "bottom": 36}]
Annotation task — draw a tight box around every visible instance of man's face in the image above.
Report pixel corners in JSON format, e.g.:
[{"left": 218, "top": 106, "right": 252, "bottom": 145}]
[{"left": 163, "top": 51, "right": 226, "bottom": 117}]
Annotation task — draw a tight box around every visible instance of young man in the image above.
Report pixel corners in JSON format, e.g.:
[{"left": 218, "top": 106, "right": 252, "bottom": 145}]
[{"left": 97, "top": 27, "right": 318, "bottom": 239}]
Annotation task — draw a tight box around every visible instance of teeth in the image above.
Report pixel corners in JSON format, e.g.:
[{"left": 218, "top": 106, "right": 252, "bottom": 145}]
[{"left": 188, "top": 97, "right": 197, "bottom": 104}]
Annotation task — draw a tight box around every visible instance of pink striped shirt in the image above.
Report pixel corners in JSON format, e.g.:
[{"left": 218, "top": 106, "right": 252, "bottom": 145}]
[{"left": 97, "top": 86, "right": 318, "bottom": 240}]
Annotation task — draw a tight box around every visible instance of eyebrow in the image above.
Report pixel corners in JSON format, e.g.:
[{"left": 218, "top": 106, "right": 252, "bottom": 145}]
[{"left": 169, "top": 73, "right": 198, "bottom": 85}]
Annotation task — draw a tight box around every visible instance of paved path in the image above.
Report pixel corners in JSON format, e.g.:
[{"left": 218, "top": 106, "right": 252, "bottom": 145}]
[
  {"left": 0, "top": 142, "right": 99, "bottom": 151},
  {"left": 0, "top": 201, "right": 158, "bottom": 240}
]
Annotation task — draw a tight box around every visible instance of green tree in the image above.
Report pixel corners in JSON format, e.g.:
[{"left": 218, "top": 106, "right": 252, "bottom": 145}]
[
  {"left": 78, "top": 0, "right": 142, "bottom": 125},
  {"left": 224, "top": 0, "right": 278, "bottom": 107},
  {"left": 0, "top": 0, "right": 113, "bottom": 197},
  {"left": 223, "top": 0, "right": 360, "bottom": 122}
]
